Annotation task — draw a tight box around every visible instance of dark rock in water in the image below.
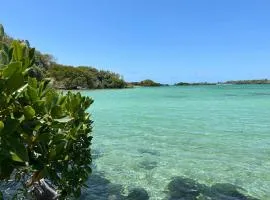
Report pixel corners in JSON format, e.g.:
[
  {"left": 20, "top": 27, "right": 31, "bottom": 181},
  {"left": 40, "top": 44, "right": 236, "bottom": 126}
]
[
  {"left": 138, "top": 160, "right": 158, "bottom": 170},
  {"left": 210, "top": 183, "right": 245, "bottom": 198},
  {"left": 165, "top": 177, "right": 259, "bottom": 200},
  {"left": 80, "top": 173, "right": 124, "bottom": 200},
  {"left": 166, "top": 177, "right": 205, "bottom": 200},
  {"left": 208, "top": 183, "right": 259, "bottom": 200},
  {"left": 126, "top": 188, "right": 149, "bottom": 200},
  {"left": 138, "top": 148, "right": 160, "bottom": 156}
]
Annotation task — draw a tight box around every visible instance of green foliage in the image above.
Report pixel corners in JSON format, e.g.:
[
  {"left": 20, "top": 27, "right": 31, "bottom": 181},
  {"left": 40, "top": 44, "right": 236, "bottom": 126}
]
[
  {"left": 0, "top": 25, "right": 93, "bottom": 199},
  {"left": 48, "top": 64, "right": 127, "bottom": 89},
  {"left": 2, "top": 31, "right": 127, "bottom": 90},
  {"left": 131, "top": 79, "right": 162, "bottom": 87}
]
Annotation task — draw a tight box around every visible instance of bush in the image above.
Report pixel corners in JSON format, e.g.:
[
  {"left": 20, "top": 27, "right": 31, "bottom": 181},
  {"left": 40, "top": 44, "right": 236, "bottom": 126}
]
[{"left": 0, "top": 24, "right": 93, "bottom": 199}]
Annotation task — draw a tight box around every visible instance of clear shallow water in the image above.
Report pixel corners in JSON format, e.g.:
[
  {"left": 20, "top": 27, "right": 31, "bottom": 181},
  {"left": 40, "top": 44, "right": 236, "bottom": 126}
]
[{"left": 80, "top": 85, "right": 270, "bottom": 199}]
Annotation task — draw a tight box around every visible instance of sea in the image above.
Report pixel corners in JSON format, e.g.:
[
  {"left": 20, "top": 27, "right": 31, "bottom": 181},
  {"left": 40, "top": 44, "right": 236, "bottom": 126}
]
[{"left": 78, "top": 84, "right": 270, "bottom": 200}]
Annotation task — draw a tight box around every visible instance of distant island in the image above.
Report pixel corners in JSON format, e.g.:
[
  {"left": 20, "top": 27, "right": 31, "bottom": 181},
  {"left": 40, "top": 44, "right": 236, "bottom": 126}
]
[
  {"left": 224, "top": 79, "right": 270, "bottom": 84},
  {"left": 175, "top": 82, "right": 216, "bottom": 86},
  {"left": 175, "top": 79, "right": 270, "bottom": 86},
  {"left": 129, "top": 79, "right": 168, "bottom": 87}
]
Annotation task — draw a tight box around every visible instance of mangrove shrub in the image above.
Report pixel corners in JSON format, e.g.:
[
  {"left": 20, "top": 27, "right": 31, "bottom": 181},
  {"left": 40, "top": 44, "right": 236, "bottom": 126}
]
[{"left": 0, "top": 24, "right": 93, "bottom": 199}]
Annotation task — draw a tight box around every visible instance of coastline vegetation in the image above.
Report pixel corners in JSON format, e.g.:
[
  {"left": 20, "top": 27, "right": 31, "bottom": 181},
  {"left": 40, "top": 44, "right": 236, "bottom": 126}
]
[
  {"left": 0, "top": 24, "right": 93, "bottom": 199},
  {"left": 48, "top": 64, "right": 127, "bottom": 89},
  {"left": 1, "top": 30, "right": 127, "bottom": 90},
  {"left": 175, "top": 79, "right": 270, "bottom": 86}
]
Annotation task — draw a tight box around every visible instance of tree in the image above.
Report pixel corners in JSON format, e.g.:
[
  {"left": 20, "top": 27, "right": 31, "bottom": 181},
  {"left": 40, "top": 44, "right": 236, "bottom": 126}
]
[
  {"left": 139, "top": 79, "right": 161, "bottom": 87},
  {"left": 48, "top": 65, "right": 127, "bottom": 90},
  {"left": 0, "top": 24, "right": 93, "bottom": 199}
]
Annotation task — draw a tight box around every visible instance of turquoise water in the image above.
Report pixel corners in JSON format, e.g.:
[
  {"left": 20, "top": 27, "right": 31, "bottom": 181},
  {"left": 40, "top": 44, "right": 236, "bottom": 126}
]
[{"left": 81, "top": 85, "right": 270, "bottom": 199}]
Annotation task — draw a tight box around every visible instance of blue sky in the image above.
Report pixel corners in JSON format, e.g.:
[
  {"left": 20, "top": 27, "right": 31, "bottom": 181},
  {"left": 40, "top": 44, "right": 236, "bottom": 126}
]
[{"left": 1, "top": 0, "right": 270, "bottom": 83}]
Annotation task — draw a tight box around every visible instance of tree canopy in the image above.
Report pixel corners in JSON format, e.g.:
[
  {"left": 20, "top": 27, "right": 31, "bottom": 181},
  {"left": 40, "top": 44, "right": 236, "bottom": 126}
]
[
  {"left": 48, "top": 64, "right": 127, "bottom": 89},
  {"left": 130, "top": 79, "right": 163, "bottom": 87},
  {"left": 1, "top": 29, "right": 127, "bottom": 90}
]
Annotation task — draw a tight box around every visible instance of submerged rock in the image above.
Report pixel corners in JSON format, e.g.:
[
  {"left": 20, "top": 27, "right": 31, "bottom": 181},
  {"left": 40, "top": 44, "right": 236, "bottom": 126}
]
[
  {"left": 126, "top": 188, "right": 149, "bottom": 200},
  {"left": 138, "top": 160, "right": 158, "bottom": 170},
  {"left": 80, "top": 173, "right": 124, "bottom": 200},
  {"left": 166, "top": 176, "right": 205, "bottom": 200},
  {"left": 207, "top": 183, "right": 259, "bottom": 200},
  {"left": 165, "top": 177, "right": 259, "bottom": 200}
]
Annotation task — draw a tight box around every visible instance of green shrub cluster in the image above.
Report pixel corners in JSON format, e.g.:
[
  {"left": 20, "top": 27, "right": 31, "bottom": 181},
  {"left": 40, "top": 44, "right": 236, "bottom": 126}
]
[
  {"left": 0, "top": 24, "right": 93, "bottom": 199},
  {"left": 130, "top": 79, "right": 162, "bottom": 87},
  {"left": 48, "top": 64, "right": 127, "bottom": 89}
]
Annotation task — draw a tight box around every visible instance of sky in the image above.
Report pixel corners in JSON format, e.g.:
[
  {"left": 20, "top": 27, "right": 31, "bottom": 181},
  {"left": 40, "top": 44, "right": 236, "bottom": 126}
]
[{"left": 1, "top": 0, "right": 270, "bottom": 84}]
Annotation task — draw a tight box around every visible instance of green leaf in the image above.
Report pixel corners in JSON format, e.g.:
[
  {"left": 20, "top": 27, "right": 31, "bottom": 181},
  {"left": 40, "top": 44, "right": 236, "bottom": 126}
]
[
  {"left": 36, "top": 132, "right": 51, "bottom": 144},
  {"left": 3, "top": 62, "right": 22, "bottom": 78},
  {"left": 1, "top": 118, "right": 19, "bottom": 135},
  {"left": 28, "top": 77, "right": 37, "bottom": 88},
  {"left": 23, "top": 105, "right": 35, "bottom": 120},
  {"left": 48, "top": 149, "right": 56, "bottom": 160},
  {"left": 51, "top": 105, "right": 64, "bottom": 118},
  {"left": 0, "top": 121, "right": 4, "bottom": 132},
  {"left": 8, "top": 138, "right": 29, "bottom": 163},
  {"left": 55, "top": 141, "right": 66, "bottom": 157},
  {"left": 27, "top": 86, "right": 38, "bottom": 102},
  {"left": 10, "top": 152, "right": 24, "bottom": 162},
  {"left": 11, "top": 41, "right": 26, "bottom": 61},
  {"left": 6, "top": 72, "right": 24, "bottom": 92}
]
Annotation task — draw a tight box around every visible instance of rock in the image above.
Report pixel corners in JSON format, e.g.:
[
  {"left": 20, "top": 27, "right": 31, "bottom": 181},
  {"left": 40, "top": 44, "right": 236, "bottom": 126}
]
[
  {"left": 80, "top": 173, "right": 124, "bottom": 200},
  {"left": 209, "top": 183, "right": 259, "bottom": 200},
  {"left": 166, "top": 177, "right": 205, "bottom": 199},
  {"left": 126, "top": 188, "right": 149, "bottom": 200}
]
